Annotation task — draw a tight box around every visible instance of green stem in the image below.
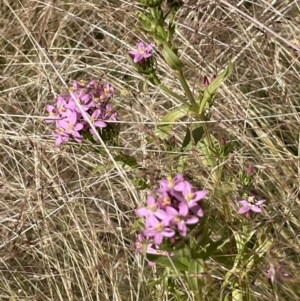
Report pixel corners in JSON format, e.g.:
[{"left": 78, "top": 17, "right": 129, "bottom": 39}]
[
  {"left": 151, "top": 70, "right": 192, "bottom": 107},
  {"left": 177, "top": 69, "right": 198, "bottom": 111},
  {"left": 194, "top": 292, "right": 203, "bottom": 301},
  {"left": 221, "top": 194, "right": 232, "bottom": 222},
  {"left": 158, "top": 83, "right": 191, "bottom": 107}
]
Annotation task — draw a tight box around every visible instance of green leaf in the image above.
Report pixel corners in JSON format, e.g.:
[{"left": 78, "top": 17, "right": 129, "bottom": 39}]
[
  {"left": 137, "top": 12, "right": 152, "bottom": 32},
  {"left": 132, "top": 178, "right": 148, "bottom": 190},
  {"left": 93, "top": 163, "right": 112, "bottom": 173},
  {"left": 181, "top": 123, "right": 205, "bottom": 151},
  {"left": 232, "top": 285, "right": 243, "bottom": 301},
  {"left": 177, "top": 153, "right": 188, "bottom": 173},
  {"left": 188, "top": 259, "right": 205, "bottom": 292},
  {"left": 197, "top": 139, "right": 214, "bottom": 169},
  {"left": 201, "top": 238, "right": 230, "bottom": 260},
  {"left": 149, "top": 255, "right": 189, "bottom": 271},
  {"left": 174, "top": 246, "right": 191, "bottom": 268},
  {"left": 161, "top": 44, "right": 184, "bottom": 70},
  {"left": 156, "top": 25, "right": 168, "bottom": 40},
  {"left": 154, "top": 104, "right": 194, "bottom": 139},
  {"left": 130, "top": 218, "right": 144, "bottom": 234},
  {"left": 93, "top": 153, "right": 139, "bottom": 173},
  {"left": 199, "top": 62, "right": 234, "bottom": 114},
  {"left": 114, "top": 153, "right": 139, "bottom": 169}
]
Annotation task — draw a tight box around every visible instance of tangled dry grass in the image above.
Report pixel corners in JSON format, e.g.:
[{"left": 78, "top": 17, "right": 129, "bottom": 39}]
[{"left": 0, "top": 0, "right": 300, "bottom": 300}]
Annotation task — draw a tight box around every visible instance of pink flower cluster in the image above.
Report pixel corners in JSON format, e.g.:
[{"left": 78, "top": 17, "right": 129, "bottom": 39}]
[
  {"left": 135, "top": 174, "right": 207, "bottom": 256},
  {"left": 45, "top": 80, "right": 117, "bottom": 146}
]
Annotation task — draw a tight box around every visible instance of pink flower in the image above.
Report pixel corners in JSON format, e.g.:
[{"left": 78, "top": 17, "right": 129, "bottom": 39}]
[
  {"left": 86, "top": 109, "right": 107, "bottom": 135},
  {"left": 265, "top": 265, "right": 289, "bottom": 281},
  {"left": 56, "top": 95, "right": 68, "bottom": 116},
  {"left": 52, "top": 127, "right": 70, "bottom": 146},
  {"left": 102, "top": 104, "right": 117, "bottom": 122},
  {"left": 174, "top": 181, "right": 208, "bottom": 210},
  {"left": 166, "top": 204, "right": 199, "bottom": 237},
  {"left": 143, "top": 215, "right": 175, "bottom": 245},
  {"left": 98, "top": 83, "right": 114, "bottom": 102},
  {"left": 128, "top": 42, "right": 154, "bottom": 63},
  {"left": 238, "top": 196, "right": 265, "bottom": 218},
  {"left": 135, "top": 234, "right": 173, "bottom": 266},
  {"left": 45, "top": 104, "right": 59, "bottom": 123},
  {"left": 57, "top": 110, "right": 83, "bottom": 143},
  {"left": 136, "top": 195, "right": 167, "bottom": 220}
]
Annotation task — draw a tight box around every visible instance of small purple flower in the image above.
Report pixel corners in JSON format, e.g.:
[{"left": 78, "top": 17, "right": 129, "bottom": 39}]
[
  {"left": 238, "top": 196, "right": 265, "bottom": 218},
  {"left": 220, "top": 137, "right": 226, "bottom": 146},
  {"left": 143, "top": 215, "right": 175, "bottom": 245},
  {"left": 56, "top": 95, "right": 68, "bottom": 115},
  {"left": 156, "top": 191, "right": 172, "bottom": 208},
  {"left": 157, "top": 175, "right": 185, "bottom": 201},
  {"left": 101, "top": 104, "right": 117, "bottom": 122},
  {"left": 57, "top": 110, "right": 83, "bottom": 143},
  {"left": 98, "top": 82, "right": 114, "bottom": 101},
  {"left": 86, "top": 109, "right": 107, "bottom": 135},
  {"left": 203, "top": 74, "right": 217, "bottom": 87},
  {"left": 158, "top": 174, "right": 184, "bottom": 190},
  {"left": 203, "top": 76, "right": 210, "bottom": 87},
  {"left": 73, "top": 90, "right": 94, "bottom": 112},
  {"left": 128, "top": 42, "right": 154, "bottom": 63},
  {"left": 265, "top": 265, "right": 289, "bottom": 281},
  {"left": 135, "top": 234, "right": 173, "bottom": 267},
  {"left": 52, "top": 127, "right": 70, "bottom": 146},
  {"left": 45, "top": 104, "right": 59, "bottom": 123},
  {"left": 135, "top": 195, "right": 167, "bottom": 220},
  {"left": 246, "top": 164, "right": 253, "bottom": 176},
  {"left": 45, "top": 79, "right": 117, "bottom": 145},
  {"left": 135, "top": 234, "right": 172, "bottom": 256},
  {"left": 71, "top": 80, "right": 86, "bottom": 91},
  {"left": 190, "top": 203, "right": 204, "bottom": 218},
  {"left": 174, "top": 181, "right": 208, "bottom": 208},
  {"left": 166, "top": 204, "right": 199, "bottom": 237}
]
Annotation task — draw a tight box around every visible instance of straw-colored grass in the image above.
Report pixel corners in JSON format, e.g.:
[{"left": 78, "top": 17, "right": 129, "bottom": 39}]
[{"left": 0, "top": 0, "right": 300, "bottom": 300}]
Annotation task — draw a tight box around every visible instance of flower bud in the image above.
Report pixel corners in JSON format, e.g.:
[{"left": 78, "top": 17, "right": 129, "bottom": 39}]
[{"left": 220, "top": 137, "right": 226, "bottom": 146}]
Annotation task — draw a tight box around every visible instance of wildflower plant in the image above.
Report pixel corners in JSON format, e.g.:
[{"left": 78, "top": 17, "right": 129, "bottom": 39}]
[{"left": 127, "top": 1, "right": 281, "bottom": 300}]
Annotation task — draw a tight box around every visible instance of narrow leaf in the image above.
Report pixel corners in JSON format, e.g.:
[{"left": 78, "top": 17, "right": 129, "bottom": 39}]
[
  {"left": 161, "top": 44, "right": 184, "bottom": 70},
  {"left": 199, "top": 62, "right": 234, "bottom": 114},
  {"left": 154, "top": 104, "right": 194, "bottom": 139},
  {"left": 181, "top": 123, "right": 205, "bottom": 151},
  {"left": 149, "top": 255, "right": 189, "bottom": 271},
  {"left": 188, "top": 259, "right": 205, "bottom": 292}
]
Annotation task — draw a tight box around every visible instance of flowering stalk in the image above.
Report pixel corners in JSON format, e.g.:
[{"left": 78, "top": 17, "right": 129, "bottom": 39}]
[
  {"left": 130, "top": 0, "right": 233, "bottom": 221},
  {"left": 176, "top": 68, "right": 198, "bottom": 112}
]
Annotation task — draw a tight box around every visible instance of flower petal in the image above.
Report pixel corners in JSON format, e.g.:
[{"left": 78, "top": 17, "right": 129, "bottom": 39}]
[
  {"left": 178, "top": 221, "right": 187, "bottom": 237},
  {"left": 250, "top": 205, "right": 262, "bottom": 213},
  {"left": 193, "top": 190, "right": 208, "bottom": 201},
  {"left": 153, "top": 233, "right": 163, "bottom": 245},
  {"left": 190, "top": 204, "right": 204, "bottom": 217},
  {"left": 161, "top": 228, "right": 175, "bottom": 238},
  {"left": 178, "top": 202, "right": 189, "bottom": 216},
  {"left": 185, "top": 216, "right": 199, "bottom": 225},
  {"left": 135, "top": 207, "right": 148, "bottom": 217},
  {"left": 238, "top": 206, "right": 250, "bottom": 214}
]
